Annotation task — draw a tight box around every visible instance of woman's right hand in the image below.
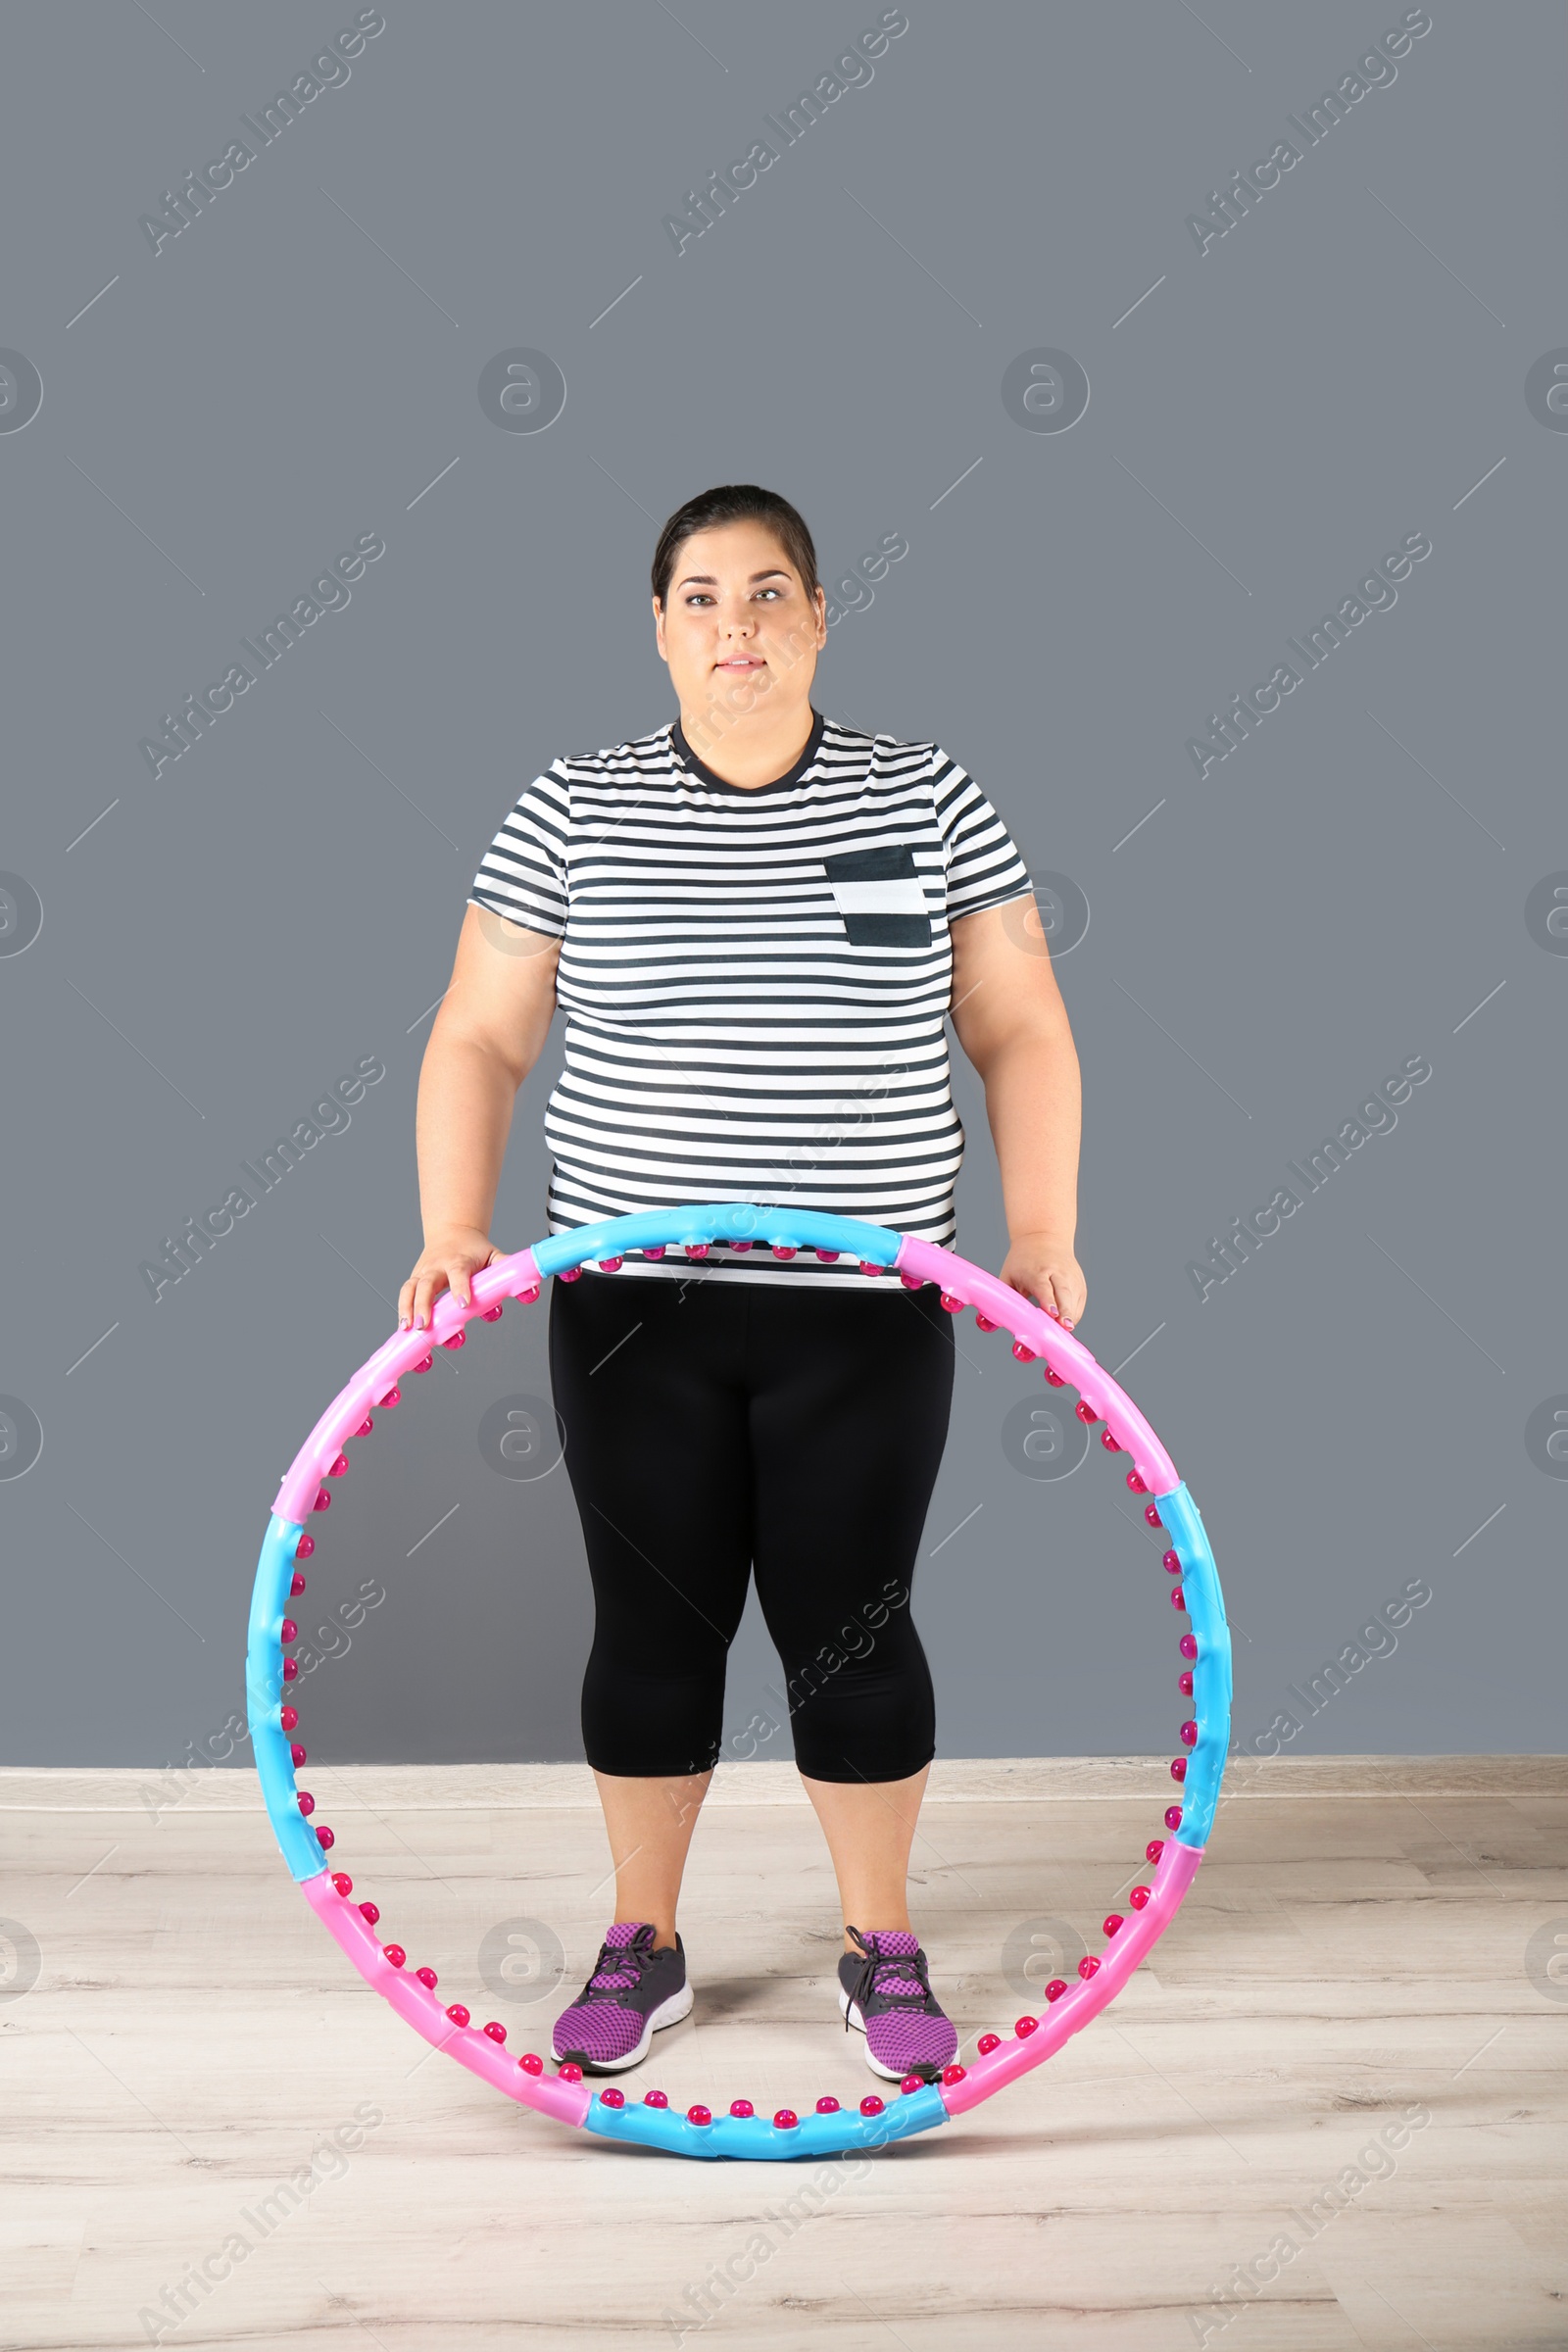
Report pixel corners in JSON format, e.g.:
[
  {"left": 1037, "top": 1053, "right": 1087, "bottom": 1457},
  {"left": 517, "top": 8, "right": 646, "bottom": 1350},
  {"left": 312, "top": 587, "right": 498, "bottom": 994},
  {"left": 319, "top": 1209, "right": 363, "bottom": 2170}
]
[{"left": 398, "top": 1225, "right": 505, "bottom": 1332}]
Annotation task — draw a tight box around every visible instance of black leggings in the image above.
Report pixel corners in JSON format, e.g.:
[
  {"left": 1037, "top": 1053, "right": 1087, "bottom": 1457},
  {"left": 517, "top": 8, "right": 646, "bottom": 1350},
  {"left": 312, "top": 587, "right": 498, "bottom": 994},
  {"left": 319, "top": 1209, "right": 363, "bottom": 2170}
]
[{"left": 547, "top": 1269, "right": 956, "bottom": 1784}]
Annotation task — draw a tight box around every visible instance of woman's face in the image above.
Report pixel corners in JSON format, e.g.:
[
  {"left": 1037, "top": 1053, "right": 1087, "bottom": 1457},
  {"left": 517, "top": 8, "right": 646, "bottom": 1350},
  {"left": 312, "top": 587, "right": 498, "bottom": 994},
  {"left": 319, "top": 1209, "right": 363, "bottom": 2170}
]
[{"left": 653, "top": 518, "right": 826, "bottom": 723}]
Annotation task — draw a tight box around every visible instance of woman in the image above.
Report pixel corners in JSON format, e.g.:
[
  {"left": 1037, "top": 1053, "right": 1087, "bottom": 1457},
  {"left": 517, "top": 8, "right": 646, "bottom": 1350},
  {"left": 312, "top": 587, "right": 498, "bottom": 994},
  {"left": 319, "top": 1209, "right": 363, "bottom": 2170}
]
[{"left": 398, "top": 483, "right": 1085, "bottom": 2084}]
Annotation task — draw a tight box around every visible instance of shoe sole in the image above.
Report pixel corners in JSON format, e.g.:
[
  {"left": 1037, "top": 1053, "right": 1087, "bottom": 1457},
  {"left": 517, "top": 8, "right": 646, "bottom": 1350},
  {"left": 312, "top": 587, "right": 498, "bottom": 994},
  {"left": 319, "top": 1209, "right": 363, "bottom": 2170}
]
[{"left": 553, "top": 1979, "right": 693, "bottom": 2074}]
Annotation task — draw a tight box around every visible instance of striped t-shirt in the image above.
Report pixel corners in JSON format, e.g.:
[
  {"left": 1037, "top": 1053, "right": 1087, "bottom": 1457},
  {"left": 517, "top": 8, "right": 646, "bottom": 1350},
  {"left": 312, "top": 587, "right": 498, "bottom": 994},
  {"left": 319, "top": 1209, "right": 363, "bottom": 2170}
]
[{"left": 466, "top": 706, "right": 1033, "bottom": 1287}]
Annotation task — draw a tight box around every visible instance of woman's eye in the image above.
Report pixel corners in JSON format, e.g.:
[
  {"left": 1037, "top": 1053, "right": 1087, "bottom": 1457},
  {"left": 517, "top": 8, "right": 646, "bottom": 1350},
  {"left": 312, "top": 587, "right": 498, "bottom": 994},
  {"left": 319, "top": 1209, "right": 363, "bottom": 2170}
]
[{"left": 683, "top": 588, "right": 786, "bottom": 606}]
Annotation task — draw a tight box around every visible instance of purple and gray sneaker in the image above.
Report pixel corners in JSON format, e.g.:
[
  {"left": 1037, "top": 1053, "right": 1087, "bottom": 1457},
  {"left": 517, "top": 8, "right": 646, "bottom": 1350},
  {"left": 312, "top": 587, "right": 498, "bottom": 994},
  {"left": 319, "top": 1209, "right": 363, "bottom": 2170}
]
[
  {"left": 551, "top": 1922, "right": 692, "bottom": 2073},
  {"left": 837, "top": 1926, "right": 957, "bottom": 2082}
]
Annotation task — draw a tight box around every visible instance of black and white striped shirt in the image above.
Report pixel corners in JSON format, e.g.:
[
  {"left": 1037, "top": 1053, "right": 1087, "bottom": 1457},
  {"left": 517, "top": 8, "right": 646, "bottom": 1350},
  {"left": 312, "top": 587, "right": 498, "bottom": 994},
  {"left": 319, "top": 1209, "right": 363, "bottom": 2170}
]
[{"left": 467, "top": 707, "right": 1033, "bottom": 1286}]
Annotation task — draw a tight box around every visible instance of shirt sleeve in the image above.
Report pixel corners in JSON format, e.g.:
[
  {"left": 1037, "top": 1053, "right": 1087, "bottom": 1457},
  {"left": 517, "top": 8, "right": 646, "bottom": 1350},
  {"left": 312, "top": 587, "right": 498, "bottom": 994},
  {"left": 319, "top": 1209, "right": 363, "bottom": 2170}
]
[
  {"left": 467, "top": 761, "right": 571, "bottom": 937},
  {"left": 932, "top": 748, "right": 1034, "bottom": 923}
]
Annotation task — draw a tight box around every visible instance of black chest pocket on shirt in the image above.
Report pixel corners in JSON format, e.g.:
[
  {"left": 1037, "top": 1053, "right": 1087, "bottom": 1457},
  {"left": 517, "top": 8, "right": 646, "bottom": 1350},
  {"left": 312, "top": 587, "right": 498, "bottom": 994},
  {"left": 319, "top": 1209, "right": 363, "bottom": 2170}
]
[{"left": 820, "top": 843, "right": 934, "bottom": 947}]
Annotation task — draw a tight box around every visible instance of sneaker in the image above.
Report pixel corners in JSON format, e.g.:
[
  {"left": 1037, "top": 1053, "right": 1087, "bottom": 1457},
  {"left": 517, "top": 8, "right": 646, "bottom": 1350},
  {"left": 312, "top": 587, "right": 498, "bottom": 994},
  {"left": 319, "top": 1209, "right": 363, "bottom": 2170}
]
[
  {"left": 837, "top": 1926, "right": 957, "bottom": 2082},
  {"left": 551, "top": 1923, "right": 692, "bottom": 2073}
]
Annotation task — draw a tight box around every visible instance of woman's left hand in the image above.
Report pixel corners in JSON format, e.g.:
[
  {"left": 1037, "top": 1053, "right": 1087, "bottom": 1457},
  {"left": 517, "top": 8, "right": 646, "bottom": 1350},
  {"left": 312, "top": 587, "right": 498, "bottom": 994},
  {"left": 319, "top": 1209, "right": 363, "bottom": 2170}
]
[{"left": 999, "top": 1232, "right": 1087, "bottom": 1330}]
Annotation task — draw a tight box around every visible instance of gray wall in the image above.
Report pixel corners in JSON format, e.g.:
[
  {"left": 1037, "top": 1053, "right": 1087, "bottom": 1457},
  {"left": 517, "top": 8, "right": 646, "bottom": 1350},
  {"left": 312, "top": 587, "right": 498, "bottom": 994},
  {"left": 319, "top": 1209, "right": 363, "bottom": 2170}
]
[{"left": 2, "top": 1, "right": 1561, "bottom": 1772}]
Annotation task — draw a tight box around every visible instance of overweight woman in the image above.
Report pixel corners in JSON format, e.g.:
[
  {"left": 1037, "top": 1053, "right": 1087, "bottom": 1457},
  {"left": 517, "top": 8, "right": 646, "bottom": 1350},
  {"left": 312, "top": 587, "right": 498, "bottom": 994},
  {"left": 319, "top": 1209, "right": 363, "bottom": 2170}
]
[{"left": 398, "top": 482, "right": 1085, "bottom": 2084}]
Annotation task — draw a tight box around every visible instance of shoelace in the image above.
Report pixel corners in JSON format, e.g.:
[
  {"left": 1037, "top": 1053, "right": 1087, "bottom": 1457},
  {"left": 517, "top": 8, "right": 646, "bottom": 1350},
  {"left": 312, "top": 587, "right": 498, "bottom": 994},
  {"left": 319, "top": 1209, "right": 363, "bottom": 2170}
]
[
  {"left": 577, "top": 1935, "right": 655, "bottom": 2003},
  {"left": 844, "top": 1937, "right": 933, "bottom": 2033}
]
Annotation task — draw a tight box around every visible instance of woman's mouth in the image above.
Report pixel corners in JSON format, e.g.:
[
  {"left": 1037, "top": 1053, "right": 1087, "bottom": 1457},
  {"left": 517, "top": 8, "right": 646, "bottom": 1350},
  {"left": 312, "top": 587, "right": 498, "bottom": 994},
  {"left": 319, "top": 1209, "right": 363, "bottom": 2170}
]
[{"left": 714, "top": 657, "right": 765, "bottom": 670}]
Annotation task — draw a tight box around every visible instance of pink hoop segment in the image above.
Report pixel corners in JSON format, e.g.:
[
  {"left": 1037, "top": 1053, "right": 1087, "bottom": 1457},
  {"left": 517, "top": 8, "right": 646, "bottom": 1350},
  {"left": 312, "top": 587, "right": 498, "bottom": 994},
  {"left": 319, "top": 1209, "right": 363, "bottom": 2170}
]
[
  {"left": 300, "top": 1873, "right": 592, "bottom": 2129},
  {"left": 270, "top": 1248, "right": 545, "bottom": 1527},
  {"left": 895, "top": 1236, "right": 1179, "bottom": 1495},
  {"left": 938, "top": 1838, "right": 1202, "bottom": 2115}
]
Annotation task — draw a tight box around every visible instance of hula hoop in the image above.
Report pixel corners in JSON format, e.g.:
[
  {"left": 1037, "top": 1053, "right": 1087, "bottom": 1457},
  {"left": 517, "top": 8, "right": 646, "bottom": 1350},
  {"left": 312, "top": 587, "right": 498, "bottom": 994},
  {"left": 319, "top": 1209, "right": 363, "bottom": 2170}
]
[{"left": 247, "top": 1201, "right": 1230, "bottom": 2161}]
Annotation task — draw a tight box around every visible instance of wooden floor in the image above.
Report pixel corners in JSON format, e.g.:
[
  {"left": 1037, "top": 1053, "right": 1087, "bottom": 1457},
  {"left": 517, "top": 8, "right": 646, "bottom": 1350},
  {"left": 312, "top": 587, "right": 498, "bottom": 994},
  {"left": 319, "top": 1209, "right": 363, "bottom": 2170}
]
[{"left": 2, "top": 1756, "right": 1564, "bottom": 2351}]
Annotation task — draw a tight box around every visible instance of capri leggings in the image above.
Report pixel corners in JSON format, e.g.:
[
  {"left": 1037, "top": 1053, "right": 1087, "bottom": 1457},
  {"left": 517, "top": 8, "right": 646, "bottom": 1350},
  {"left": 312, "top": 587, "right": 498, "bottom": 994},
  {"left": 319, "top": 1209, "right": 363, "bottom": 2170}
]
[{"left": 547, "top": 1267, "right": 956, "bottom": 1785}]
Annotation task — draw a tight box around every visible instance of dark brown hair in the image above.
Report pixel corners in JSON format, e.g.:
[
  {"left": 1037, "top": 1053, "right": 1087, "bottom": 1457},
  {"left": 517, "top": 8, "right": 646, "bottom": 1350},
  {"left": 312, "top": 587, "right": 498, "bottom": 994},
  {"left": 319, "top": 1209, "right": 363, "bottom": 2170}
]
[{"left": 651, "top": 483, "right": 819, "bottom": 612}]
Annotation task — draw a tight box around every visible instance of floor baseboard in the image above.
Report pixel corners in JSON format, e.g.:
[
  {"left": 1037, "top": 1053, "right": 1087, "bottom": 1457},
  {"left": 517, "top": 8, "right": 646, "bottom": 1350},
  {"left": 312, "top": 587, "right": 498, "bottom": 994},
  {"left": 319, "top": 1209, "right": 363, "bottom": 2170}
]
[{"left": 1, "top": 1752, "right": 1563, "bottom": 1809}]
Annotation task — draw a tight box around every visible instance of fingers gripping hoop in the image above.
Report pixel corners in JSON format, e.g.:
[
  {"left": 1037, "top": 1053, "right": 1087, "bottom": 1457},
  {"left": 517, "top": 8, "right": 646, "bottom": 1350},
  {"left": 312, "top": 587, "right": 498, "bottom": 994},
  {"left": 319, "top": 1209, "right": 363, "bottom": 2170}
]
[{"left": 247, "top": 1202, "right": 1231, "bottom": 2161}]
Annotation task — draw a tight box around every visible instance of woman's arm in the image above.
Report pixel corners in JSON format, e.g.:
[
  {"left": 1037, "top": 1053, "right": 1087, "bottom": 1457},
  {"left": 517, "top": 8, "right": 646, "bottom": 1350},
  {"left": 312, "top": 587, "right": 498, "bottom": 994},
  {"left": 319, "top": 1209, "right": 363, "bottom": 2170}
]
[
  {"left": 398, "top": 906, "right": 562, "bottom": 1331},
  {"left": 949, "top": 897, "right": 1087, "bottom": 1326}
]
